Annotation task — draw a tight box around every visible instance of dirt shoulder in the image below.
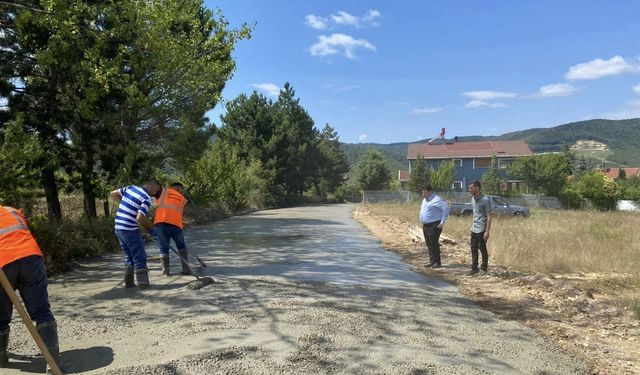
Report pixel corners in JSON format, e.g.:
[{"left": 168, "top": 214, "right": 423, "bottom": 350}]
[{"left": 353, "top": 206, "right": 640, "bottom": 375}]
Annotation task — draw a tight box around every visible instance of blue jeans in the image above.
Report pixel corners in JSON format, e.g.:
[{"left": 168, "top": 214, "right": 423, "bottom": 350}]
[
  {"left": 0, "top": 255, "right": 55, "bottom": 331},
  {"left": 115, "top": 229, "right": 147, "bottom": 269},
  {"left": 156, "top": 223, "right": 186, "bottom": 256}
]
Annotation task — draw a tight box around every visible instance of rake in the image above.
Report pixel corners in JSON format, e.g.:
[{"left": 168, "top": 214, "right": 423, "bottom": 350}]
[{"left": 154, "top": 236, "right": 214, "bottom": 290}]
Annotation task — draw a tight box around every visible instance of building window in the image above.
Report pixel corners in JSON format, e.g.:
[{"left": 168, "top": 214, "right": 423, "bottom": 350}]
[
  {"left": 499, "top": 158, "right": 514, "bottom": 170},
  {"left": 473, "top": 158, "right": 491, "bottom": 169},
  {"left": 452, "top": 181, "right": 463, "bottom": 191},
  {"left": 508, "top": 180, "right": 524, "bottom": 191},
  {"left": 453, "top": 159, "right": 463, "bottom": 167}
]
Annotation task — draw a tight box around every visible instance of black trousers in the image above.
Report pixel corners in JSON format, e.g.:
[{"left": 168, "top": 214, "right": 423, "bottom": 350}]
[
  {"left": 470, "top": 231, "right": 488, "bottom": 271},
  {"left": 422, "top": 221, "right": 442, "bottom": 265}
]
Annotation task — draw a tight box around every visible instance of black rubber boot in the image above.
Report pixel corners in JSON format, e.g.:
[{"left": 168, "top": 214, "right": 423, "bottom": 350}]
[
  {"left": 124, "top": 266, "right": 135, "bottom": 288},
  {"left": 161, "top": 256, "right": 170, "bottom": 276},
  {"left": 135, "top": 268, "right": 150, "bottom": 289},
  {"left": 0, "top": 328, "right": 9, "bottom": 368},
  {"left": 179, "top": 250, "right": 192, "bottom": 275},
  {"left": 36, "top": 321, "right": 60, "bottom": 374}
]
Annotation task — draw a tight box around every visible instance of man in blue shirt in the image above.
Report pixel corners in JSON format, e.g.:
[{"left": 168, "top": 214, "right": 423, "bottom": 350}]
[
  {"left": 110, "top": 179, "right": 161, "bottom": 288},
  {"left": 419, "top": 185, "right": 449, "bottom": 268}
]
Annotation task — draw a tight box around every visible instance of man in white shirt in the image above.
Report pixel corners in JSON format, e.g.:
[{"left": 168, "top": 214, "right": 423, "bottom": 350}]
[{"left": 419, "top": 185, "right": 449, "bottom": 268}]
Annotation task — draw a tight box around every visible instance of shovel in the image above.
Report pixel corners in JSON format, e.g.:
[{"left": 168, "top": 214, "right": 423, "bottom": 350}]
[{"left": 0, "top": 269, "right": 63, "bottom": 375}]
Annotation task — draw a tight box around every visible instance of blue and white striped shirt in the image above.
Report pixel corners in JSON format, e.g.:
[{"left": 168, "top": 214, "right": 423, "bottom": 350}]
[{"left": 114, "top": 185, "right": 151, "bottom": 231}]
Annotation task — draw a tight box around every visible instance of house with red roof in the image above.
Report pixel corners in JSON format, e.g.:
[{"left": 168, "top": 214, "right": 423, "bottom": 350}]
[
  {"left": 599, "top": 167, "right": 640, "bottom": 179},
  {"left": 406, "top": 140, "right": 534, "bottom": 191}
]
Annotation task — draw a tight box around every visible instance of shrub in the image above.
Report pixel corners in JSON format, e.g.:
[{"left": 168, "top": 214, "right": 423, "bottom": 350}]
[
  {"left": 183, "top": 141, "right": 266, "bottom": 212},
  {"left": 335, "top": 183, "right": 362, "bottom": 202},
  {"left": 29, "top": 216, "right": 119, "bottom": 274},
  {"left": 558, "top": 187, "right": 584, "bottom": 209},
  {"left": 575, "top": 172, "right": 620, "bottom": 211}
]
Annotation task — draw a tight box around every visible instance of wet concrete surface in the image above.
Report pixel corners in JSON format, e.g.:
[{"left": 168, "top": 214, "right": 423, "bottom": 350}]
[{"left": 2, "top": 204, "right": 588, "bottom": 374}]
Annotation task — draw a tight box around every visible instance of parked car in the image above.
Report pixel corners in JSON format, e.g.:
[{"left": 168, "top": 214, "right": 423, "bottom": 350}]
[{"left": 449, "top": 195, "right": 530, "bottom": 217}]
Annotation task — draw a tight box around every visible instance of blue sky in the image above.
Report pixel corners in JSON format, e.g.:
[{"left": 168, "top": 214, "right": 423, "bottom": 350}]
[{"left": 205, "top": 0, "right": 640, "bottom": 144}]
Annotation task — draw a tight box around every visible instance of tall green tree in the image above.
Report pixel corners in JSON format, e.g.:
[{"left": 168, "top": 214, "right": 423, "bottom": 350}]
[
  {"left": 408, "top": 154, "right": 429, "bottom": 193},
  {"left": 0, "top": 116, "right": 46, "bottom": 211},
  {"left": 508, "top": 153, "right": 571, "bottom": 196},
  {"left": 219, "top": 84, "right": 323, "bottom": 206},
  {"left": 356, "top": 148, "right": 391, "bottom": 190},
  {"left": 272, "top": 83, "right": 319, "bottom": 204},
  {"left": 1, "top": 0, "right": 251, "bottom": 218},
  {"left": 1, "top": 0, "right": 71, "bottom": 220},
  {"left": 315, "top": 124, "right": 349, "bottom": 198},
  {"left": 430, "top": 160, "right": 456, "bottom": 192},
  {"left": 482, "top": 155, "right": 503, "bottom": 195}
]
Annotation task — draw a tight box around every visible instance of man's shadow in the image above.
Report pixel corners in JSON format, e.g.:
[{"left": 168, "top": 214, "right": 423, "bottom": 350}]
[{"left": 8, "top": 346, "right": 113, "bottom": 374}]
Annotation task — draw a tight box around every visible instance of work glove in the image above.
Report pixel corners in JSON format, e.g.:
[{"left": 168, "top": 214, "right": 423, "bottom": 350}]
[{"left": 147, "top": 227, "right": 159, "bottom": 238}]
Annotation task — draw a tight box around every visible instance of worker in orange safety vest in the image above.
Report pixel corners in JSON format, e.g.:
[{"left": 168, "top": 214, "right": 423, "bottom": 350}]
[
  {"left": 153, "top": 182, "right": 191, "bottom": 276},
  {"left": 0, "top": 206, "right": 60, "bottom": 371}
]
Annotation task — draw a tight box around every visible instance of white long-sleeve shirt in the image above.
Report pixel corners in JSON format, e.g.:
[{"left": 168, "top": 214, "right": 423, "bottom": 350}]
[{"left": 419, "top": 193, "right": 449, "bottom": 225}]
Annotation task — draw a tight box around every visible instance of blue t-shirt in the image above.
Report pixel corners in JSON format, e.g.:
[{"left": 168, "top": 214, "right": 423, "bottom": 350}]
[{"left": 114, "top": 186, "right": 151, "bottom": 231}]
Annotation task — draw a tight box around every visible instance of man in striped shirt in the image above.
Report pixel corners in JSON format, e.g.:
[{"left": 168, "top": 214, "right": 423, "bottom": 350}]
[{"left": 110, "top": 179, "right": 161, "bottom": 288}]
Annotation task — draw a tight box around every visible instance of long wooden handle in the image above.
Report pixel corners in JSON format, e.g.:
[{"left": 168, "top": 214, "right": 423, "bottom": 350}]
[{"left": 0, "top": 268, "right": 62, "bottom": 375}]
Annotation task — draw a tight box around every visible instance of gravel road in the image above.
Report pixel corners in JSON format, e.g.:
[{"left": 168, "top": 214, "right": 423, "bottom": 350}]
[{"left": 4, "top": 205, "right": 588, "bottom": 374}]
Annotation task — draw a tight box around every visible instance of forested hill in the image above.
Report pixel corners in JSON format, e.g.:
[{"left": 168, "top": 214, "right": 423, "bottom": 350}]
[
  {"left": 341, "top": 142, "right": 409, "bottom": 177},
  {"left": 341, "top": 118, "right": 640, "bottom": 173}
]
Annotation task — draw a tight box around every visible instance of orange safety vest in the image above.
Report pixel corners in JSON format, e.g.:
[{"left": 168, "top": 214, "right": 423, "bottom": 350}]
[
  {"left": 153, "top": 188, "right": 187, "bottom": 228},
  {"left": 0, "top": 206, "right": 43, "bottom": 268}
]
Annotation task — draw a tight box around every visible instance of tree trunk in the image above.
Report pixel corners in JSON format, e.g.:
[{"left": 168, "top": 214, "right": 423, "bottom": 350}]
[
  {"left": 81, "top": 147, "right": 97, "bottom": 218},
  {"left": 41, "top": 167, "right": 62, "bottom": 222},
  {"left": 82, "top": 181, "right": 97, "bottom": 218},
  {"left": 103, "top": 200, "right": 110, "bottom": 217}
]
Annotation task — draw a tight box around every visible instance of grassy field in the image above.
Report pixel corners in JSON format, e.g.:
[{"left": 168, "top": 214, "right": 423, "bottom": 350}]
[{"left": 364, "top": 202, "right": 640, "bottom": 315}]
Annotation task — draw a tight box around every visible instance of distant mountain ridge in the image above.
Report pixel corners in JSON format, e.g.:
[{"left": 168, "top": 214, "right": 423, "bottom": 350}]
[{"left": 341, "top": 118, "right": 640, "bottom": 174}]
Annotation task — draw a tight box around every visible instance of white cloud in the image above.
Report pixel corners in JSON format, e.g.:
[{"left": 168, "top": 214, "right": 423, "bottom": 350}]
[
  {"left": 565, "top": 55, "right": 640, "bottom": 80},
  {"left": 462, "top": 91, "right": 517, "bottom": 101},
  {"left": 412, "top": 107, "right": 443, "bottom": 114},
  {"left": 363, "top": 10, "right": 381, "bottom": 22},
  {"left": 309, "top": 33, "right": 376, "bottom": 59},
  {"left": 462, "top": 91, "right": 515, "bottom": 109},
  {"left": 306, "top": 10, "right": 381, "bottom": 29},
  {"left": 464, "top": 100, "right": 508, "bottom": 109},
  {"left": 305, "top": 15, "right": 328, "bottom": 30},
  {"left": 359, "top": 134, "right": 368, "bottom": 141},
  {"left": 331, "top": 11, "right": 359, "bottom": 26},
  {"left": 633, "top": 83, "right": 640, "bottom": 95},
  {"left": 251, "top": 83, "right": 280, "bottom": 97},
  {"left": 535, "top": 83, "right": 579, "bottom": 98}
]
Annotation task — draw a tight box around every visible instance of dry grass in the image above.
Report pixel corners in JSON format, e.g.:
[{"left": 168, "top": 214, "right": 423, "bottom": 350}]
[{"left": 365, "top": 202, "right": 640, "bottom": 315}]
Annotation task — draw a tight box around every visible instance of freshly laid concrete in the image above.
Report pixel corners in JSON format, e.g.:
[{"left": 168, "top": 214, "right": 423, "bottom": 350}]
[{"left": 4, "top": 205, "right": 587, "bottom": 374}]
